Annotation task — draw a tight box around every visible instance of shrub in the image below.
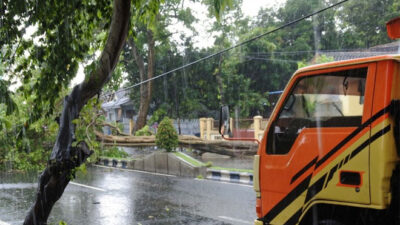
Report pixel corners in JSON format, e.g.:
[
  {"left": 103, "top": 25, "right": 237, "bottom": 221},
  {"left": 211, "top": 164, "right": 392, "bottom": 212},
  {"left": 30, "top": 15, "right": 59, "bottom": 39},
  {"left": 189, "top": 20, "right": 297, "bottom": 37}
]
[
  {"left": 155, "top": 117, "right": 178, "bottom": 152},
  {"left": 135, "top": 125, "right": 152, "bottom": 136},
  {"left": 101, "top": 146, "right": 129, "bottom": 158},
  {"left": 204, "top": 161, "right": 213, "bottom": 167},
  {"left": 148, "top": 107, "right": 167, "bottom": 125}
]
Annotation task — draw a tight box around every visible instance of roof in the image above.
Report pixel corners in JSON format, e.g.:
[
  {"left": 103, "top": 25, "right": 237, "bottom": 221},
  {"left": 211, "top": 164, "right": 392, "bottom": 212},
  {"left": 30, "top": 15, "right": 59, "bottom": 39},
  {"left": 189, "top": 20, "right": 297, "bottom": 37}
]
[
  {"left": 102, "top": 96, "right": 132, "bottom": 109},
  {"left": 101, "top": 89, "right": 134, "bottom": 109},
  {"left": 323, "top": 51, "right": 398, "bottom": 61}
]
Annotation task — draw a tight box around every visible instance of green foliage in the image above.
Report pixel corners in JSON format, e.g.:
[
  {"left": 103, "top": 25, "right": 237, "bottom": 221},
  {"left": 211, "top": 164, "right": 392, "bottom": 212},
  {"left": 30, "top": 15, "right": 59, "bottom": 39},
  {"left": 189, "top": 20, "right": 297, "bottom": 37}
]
[
  {"left": 1, "top": 0, "right": 115, "bottom": 120},
  {"left": 0, "top": 80, "right": 17, "bottom": 116},
  {"left": 69, "top": 163, "right": 87, "bottom": 180},
  {"left": 135, "top": 125, "right": 153, "bottom": 136},
  {"left": 103, "top": 62, "right": 125, "bottom": 92},
  {"left": 101, "top": 146, "right": 129, "bottom": 159},
  {"left": 0, "top": 89, "right": 62, "bottom": 171},
  {"left": 58, "top": 220, "right": 68, "bottom": 225},
  {"left": 155, "top": 117, "right": 178, "bottom": 152},
  {"left": 1, "top": 0, "right": 163, "bottom": 123},
  {"left": 1, "top": 0, "right": 398, "bottom": 173},
  {"left": 147, "top": 107, "right": 167, "bottom": 125},
  {"left": 211, "top": 0, "right": 234, "bottom": 21},
  {"left": 72, "top": 98, "right": 105, "bottom": 163}
]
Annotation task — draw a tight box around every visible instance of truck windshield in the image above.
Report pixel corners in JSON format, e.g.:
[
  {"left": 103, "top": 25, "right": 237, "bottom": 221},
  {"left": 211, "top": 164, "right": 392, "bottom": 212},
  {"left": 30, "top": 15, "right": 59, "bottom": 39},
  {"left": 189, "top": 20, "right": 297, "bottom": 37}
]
[{"left": 268, "top": 67, "right": 367, "bottom": 155}]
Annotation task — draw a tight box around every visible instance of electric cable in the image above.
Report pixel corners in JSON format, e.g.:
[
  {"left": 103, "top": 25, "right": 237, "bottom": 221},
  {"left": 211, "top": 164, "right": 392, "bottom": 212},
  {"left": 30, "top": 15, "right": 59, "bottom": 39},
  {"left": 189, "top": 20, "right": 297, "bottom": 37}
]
[{"left": 106, "top": 0, "right": 350, "bottom": 95}]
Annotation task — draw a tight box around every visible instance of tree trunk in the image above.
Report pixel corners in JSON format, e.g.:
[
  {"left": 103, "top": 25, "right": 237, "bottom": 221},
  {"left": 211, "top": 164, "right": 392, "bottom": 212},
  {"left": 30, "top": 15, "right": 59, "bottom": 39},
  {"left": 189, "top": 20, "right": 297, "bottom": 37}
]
[
  {"left": 23, "top": 0, "right": 130, "bottom": 224},
  {"left": 94, "top": 131, "right": 258, "bottom": 157},
  {"left": 216, "top": 54, "right": 225, "bottom": 105},
  {"left": 130, "top": 30, "right": 155, "bottom": 133}
]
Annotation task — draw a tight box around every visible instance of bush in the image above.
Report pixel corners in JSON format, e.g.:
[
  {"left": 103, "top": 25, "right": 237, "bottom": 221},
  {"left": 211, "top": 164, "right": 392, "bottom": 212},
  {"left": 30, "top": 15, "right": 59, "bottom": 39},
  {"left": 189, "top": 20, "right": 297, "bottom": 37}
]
[
  {"left": 135, "top": 125, "right": 152, "bottom": 136},
  {"left": 155, "top": 117, "right": 178, "bottom": 152},
  {"left": 204, "top": 161, "right": 213, "bottom": 167},
  {"left": 148, "top": 107, "right": 167, "bottom": 125},
  {"left": 101, "top": 146, "right": 129, "bottom": 158}
]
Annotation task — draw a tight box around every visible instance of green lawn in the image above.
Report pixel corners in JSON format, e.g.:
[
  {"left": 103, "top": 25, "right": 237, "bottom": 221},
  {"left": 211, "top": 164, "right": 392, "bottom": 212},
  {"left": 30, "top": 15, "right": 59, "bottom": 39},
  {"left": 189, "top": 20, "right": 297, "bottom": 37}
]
[
  {"left": 174, "top": 152, "right": 253, "bottom": 173},
  {"left": 210, "top": 166, "right": 253, "bottom": 173},
  {"left": 174, "top": 152, "right": 205, "bottom": 167}
]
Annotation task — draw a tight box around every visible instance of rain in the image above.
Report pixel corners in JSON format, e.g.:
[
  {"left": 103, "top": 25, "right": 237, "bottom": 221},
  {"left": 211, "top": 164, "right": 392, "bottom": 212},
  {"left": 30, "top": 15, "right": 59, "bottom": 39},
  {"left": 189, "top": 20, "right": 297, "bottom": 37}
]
[{"left": 1, "top": 0, "right": 400, "bottom": 225}]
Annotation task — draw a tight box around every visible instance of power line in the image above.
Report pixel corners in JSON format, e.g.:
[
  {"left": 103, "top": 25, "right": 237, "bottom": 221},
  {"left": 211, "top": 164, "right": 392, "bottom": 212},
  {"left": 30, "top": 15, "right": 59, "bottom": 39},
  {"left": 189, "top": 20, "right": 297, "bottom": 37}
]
[
  {"left": 245, "top": 56, "right": 299, "bottom": 63},
  {"left": 110, "top": 0, "right": 350, "bottom": 95}
]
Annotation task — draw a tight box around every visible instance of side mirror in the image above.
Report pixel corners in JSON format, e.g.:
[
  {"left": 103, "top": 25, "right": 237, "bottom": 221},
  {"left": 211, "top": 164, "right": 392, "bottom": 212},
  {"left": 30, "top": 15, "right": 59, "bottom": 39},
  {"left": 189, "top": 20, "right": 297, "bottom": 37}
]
[{"left": 219, "top": 106, "right": 230, "bottom": 136}]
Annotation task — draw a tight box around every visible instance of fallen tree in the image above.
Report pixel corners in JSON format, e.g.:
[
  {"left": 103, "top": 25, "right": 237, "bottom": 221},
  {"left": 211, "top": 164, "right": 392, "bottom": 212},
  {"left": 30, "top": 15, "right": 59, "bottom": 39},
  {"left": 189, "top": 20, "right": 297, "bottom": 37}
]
[{"left": 95, "top": 131, "right": 258, "bottom": 157}]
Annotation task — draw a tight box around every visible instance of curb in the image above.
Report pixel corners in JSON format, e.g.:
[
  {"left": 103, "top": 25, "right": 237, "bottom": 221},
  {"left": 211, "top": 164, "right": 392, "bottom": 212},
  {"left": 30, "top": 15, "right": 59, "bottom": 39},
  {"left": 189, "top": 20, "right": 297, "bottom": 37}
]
[
  {"left": 95, "top": 153, "right": 206, "bottom": 178},
  {"left": 206, "top": 169, "right": 253, "bottom": 185},
  {"left": 96, "top": 156, "right": 253, "bottom": 185}
]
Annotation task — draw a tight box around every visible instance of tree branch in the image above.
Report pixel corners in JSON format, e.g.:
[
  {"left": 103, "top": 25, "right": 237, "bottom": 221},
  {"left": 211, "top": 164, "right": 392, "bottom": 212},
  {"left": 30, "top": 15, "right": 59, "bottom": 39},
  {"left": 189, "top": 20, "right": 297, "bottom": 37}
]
[
  {"left": 128, "top": 38, "right": 146, "bottom": 80},
  {"left": 23, "top": 0, "right": 131, "bottom": 224}
]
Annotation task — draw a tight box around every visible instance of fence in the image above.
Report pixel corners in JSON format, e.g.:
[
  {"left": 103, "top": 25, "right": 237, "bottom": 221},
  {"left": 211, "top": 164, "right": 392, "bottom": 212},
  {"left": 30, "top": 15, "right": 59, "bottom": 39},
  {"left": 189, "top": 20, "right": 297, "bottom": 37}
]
[
  {"left": 104, "top": 116, "right": 268, "bottom": 141},
  {"left": 199, "top": 116, "right": 269, "bottom": 141},
  {"left": 173, "top": 119, "right": 200, "bottom": 136}
]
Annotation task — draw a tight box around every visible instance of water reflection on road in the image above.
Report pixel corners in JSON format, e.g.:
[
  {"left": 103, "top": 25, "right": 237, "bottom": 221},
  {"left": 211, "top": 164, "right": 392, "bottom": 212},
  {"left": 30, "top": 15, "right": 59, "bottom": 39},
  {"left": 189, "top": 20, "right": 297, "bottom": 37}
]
[{"left": 0, "top": 166, "right": 254, "bottom": 225}]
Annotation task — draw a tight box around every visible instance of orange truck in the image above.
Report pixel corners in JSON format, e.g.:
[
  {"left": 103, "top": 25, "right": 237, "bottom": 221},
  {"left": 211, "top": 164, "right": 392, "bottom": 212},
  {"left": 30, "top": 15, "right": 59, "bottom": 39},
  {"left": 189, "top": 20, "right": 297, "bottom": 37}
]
[{"left": 220, "top": 18, "right": 400, "bottom": 225}]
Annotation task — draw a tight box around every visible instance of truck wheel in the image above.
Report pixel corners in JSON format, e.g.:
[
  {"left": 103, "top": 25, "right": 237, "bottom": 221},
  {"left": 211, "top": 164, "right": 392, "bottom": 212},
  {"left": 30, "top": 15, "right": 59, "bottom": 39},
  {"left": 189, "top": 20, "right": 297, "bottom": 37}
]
[{"left": 318, "top": 220, "right": 345, "bottom": 225}]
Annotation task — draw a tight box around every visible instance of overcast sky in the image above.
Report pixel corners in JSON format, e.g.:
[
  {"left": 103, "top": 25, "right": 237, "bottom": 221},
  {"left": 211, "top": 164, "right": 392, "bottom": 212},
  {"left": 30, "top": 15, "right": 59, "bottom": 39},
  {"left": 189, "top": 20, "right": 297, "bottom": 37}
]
[{"left": 175, "top": 0, "right": 286, "bottom": 49}]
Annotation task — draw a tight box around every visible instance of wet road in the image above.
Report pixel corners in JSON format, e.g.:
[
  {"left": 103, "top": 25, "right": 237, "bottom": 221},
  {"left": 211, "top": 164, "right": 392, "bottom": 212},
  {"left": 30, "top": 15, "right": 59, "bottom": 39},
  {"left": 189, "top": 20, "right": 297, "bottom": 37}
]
[{"left": 0, "top": 166, "right": 255, "bottom": 225}]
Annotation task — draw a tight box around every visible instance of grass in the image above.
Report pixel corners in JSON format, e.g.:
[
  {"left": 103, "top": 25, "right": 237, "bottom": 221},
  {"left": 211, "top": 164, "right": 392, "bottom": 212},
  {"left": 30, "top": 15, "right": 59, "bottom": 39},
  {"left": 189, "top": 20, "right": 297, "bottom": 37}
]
[
  {"left": 174, "top": 152, "right": 253, "bottom": 173},
  {"left": 210, "top": 166, "right": 253, "bottom": 173},
  {"left": 174, "top": 152, "right": 205, "bottom": 167}
]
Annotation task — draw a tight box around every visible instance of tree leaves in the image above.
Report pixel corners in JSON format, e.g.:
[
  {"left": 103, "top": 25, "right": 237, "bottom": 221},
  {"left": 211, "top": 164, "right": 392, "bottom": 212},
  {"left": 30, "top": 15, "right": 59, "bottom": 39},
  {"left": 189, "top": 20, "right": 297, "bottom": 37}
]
[{"left": 0, "top": 79, "right": 17, "bottom": 116}]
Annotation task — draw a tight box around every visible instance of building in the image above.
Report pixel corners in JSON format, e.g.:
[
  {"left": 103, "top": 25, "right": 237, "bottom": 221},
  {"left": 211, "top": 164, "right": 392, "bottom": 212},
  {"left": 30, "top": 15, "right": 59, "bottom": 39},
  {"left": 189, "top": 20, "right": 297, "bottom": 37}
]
[{"left": 101, "top": 90, "right": 135, "bottom": 134}]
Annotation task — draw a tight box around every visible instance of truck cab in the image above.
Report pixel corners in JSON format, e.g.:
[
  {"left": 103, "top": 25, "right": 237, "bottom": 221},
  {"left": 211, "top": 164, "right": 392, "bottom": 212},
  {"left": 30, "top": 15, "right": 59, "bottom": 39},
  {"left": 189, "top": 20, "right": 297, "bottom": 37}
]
[{"left": 253, "top": 55, "right": 400, "bottom": 225}]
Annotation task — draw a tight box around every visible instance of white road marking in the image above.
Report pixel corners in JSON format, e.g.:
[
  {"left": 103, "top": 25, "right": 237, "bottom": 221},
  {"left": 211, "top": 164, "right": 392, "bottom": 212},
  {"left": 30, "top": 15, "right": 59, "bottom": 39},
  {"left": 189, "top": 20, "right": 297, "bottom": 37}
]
[
  {"left": 94, "top": 164, "right": 176, "bottom": 177},
  {"left": 0, "top": 183, "right": 37, "bottom": 189},
  {"left": 218, "top": 216, "right": 252, "bottom": 224},
  {"left": 70, "top": 182, "right": 106, "bottom": 192},
  {"left": 0, "top": 219, "right": 11, "bottom": 225}
]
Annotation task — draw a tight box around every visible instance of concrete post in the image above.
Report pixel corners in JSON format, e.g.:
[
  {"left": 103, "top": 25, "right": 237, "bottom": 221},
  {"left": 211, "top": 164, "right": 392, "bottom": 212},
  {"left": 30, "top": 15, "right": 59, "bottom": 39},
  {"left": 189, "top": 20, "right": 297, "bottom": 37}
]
[
  {"left": 254, "top": 116, "right": 263, "bottom": 140},
  {"left": 206, "top": 118, "right": 213, "bottom": 140},
  {"left": 230, "top": 118, "right": 233, "bottom": 134},
  {"left": 199, "top": 118, "right": 206, "bottom": 139},
  {"left": 129, "top": 119, "right": 134, "bottom": 135}
]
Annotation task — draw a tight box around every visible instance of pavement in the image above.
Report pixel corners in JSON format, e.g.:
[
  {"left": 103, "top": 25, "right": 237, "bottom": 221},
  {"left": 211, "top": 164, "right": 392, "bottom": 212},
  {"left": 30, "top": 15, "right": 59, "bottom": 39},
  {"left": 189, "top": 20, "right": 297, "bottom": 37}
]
[{"left": 0, "top": 165, "right": 255, "bottom": 225}]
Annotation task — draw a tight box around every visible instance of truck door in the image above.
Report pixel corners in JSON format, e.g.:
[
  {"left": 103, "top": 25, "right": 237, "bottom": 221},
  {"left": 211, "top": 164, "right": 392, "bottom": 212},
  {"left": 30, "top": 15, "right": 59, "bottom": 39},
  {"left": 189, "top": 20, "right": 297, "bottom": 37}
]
[{"left": 260, "top": 64, "right": 375, "bottom": 224}]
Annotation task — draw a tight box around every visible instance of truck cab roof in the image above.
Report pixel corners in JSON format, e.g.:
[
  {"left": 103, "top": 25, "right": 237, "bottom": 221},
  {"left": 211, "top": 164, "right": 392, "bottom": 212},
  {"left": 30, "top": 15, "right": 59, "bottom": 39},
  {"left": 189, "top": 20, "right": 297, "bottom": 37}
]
[{"left": 295, "top": 54, "right": 400, "bottom": 75}]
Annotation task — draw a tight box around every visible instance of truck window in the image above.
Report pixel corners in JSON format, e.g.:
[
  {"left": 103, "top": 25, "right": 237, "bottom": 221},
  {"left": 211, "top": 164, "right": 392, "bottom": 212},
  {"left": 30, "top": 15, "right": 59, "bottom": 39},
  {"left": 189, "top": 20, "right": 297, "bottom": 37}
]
[{"left": 267, "top": 67, "right": 367, "bottom": 155}]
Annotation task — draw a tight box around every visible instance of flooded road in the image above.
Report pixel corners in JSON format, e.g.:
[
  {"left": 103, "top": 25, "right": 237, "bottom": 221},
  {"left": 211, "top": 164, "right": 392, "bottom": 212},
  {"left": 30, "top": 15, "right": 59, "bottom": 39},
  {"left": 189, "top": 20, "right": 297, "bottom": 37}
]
[{"left": 0, "top": 166, "right": 254, "bottom": 225}]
